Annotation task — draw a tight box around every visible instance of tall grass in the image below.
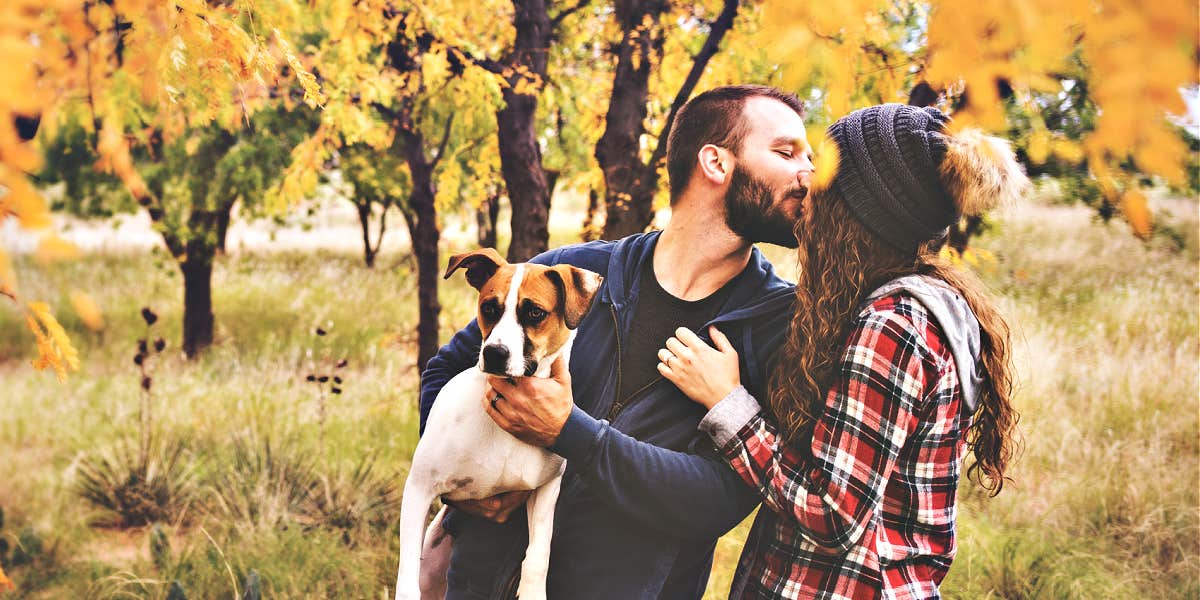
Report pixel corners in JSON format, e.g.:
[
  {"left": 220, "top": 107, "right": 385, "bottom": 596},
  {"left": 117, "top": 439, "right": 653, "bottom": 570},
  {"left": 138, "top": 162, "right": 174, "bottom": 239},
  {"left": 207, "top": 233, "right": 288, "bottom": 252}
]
[{"left": 0, "top": 193, "right": 1195, "bottom": 598}]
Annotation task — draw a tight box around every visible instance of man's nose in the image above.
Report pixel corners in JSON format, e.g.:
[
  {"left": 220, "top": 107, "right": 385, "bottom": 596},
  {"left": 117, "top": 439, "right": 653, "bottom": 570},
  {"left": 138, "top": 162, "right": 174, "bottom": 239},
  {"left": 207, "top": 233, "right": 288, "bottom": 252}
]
[{"left": 796, "top": 163, "right": 814, "bottom": 188}]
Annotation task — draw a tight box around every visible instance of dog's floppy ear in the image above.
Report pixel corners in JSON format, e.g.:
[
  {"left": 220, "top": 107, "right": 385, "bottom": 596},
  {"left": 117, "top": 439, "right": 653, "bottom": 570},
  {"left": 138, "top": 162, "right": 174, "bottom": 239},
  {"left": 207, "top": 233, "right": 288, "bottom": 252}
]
[
  {"left": 545, "top": 265, "right": 603, "bottom": 329},
  {"left": 445, "top": 248, "right": 507, "bottom": 290}
]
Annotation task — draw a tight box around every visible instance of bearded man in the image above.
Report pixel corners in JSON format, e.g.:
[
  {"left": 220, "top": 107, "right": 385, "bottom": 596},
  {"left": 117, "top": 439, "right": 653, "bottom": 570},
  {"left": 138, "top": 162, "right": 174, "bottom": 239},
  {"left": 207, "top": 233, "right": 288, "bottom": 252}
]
[{"left": 418, "top": 85, "right": 813, "bottom": 600}]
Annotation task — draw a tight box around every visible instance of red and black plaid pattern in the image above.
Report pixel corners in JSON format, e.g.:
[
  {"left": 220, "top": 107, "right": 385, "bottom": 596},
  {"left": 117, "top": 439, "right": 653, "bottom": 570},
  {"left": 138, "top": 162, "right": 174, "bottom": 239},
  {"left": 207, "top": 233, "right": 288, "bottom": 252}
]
[{"left": 723, "top": 294, "right": 970, "bottom": 600}]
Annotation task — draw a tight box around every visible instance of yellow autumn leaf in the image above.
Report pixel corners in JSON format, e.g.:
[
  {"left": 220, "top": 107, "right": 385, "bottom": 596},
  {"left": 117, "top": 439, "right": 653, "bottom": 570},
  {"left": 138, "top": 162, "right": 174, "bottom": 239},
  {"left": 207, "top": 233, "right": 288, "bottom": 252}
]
[
  {"left": 1026, "top": 129, "right": 1050, "bottom": 165},
  {"left": 1051, "top": 139, "right": 1084, "bottom": 164},
  {"left": 0, "top": 561, "right": 13, "bottom": 593},
  {"left": 0, "top": 247, "right": 16, "bottom": 299},
  {"left": 810, "top": 130, "right": 841, "bottom": 194},
  {"left": 1122, "top": 188, "right": 1152, "bottom": 239},
  {"left": 962, "top": 248, "right": 980, "bottom": 267},
  {"left": 71, "top": 291, "right": 105, "bottom": 332},
  {"left": 0, "top": 171, "right": 52, "bottom": 230},
  {"left": 35, "top": 234, "right": 79, "bottom": 264},
  {"left": 939, "top": 245, "right": 963, "bottom": 267},
  {"left": 27, "top": 301, "right": 80, "bottom": 382}
]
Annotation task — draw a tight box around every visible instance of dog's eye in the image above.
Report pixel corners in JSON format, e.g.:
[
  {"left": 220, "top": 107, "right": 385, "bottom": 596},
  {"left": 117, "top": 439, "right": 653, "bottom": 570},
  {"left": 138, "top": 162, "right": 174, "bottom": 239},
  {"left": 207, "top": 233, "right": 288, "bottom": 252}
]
[
  {"left": 527, "top": 307, "right": 546, "bottom": 322},
  {"left": 480, "top": 302, "right": 502, "bottom": 321}
]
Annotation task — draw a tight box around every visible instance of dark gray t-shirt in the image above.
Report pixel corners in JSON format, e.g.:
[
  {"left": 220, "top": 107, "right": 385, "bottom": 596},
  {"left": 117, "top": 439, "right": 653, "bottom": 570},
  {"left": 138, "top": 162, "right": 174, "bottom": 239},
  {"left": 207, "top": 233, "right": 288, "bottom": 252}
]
[{"left": 614, "top": 264, "right": 742, "bottom": 411}]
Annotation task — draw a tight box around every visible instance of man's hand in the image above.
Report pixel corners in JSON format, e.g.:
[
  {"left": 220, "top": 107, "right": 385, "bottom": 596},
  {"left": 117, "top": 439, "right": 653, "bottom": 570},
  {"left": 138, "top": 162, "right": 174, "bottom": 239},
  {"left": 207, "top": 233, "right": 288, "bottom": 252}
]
[
  {"left": 484, "top": 355, "right": 573, "bottom": 447},
  {"left": 444, "top": 490, "right": 533, "bottom": 523}
]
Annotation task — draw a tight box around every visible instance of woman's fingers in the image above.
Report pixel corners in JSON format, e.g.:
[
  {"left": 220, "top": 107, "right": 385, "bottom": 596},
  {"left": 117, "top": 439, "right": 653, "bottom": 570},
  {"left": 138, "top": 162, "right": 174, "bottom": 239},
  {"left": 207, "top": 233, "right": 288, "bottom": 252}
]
[
  {"left": 674, "top": 327, "right": 708, "bottom": 351},
  {"left": 664, "top": 336, "right": 689, "bottom": 360},
  {"left": 708, "top": 325, "right": 734, "bottom": 353}
]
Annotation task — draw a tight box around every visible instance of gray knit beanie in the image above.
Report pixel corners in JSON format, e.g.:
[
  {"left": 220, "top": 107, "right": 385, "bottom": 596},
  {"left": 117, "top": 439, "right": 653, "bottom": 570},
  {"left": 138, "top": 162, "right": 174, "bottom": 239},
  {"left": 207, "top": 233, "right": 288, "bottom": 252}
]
[{"left": 826, "top": 103, "right": 957, "bottom": 252}]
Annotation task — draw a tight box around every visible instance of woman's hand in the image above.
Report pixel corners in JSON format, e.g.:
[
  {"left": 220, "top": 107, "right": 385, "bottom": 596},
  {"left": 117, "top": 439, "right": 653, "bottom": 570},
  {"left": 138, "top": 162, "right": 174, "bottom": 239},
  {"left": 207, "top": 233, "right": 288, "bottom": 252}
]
[{"left": 657, "top": 326, "right": 741, "bottom": 410}]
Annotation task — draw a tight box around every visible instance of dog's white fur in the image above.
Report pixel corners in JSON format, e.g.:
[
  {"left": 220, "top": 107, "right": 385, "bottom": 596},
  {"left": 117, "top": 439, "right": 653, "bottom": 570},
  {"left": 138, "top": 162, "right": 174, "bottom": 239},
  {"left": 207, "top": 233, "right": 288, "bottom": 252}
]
[{"left": 395, "top": 258, "right": 598, "bottom": 600}]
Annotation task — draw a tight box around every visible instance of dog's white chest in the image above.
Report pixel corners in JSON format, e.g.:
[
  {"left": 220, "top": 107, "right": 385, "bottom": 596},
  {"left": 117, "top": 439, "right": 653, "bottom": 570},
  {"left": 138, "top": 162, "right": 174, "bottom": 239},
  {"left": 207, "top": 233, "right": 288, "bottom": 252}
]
[{"left": 410, "top": 369, "right": 563, "bottom": 500}]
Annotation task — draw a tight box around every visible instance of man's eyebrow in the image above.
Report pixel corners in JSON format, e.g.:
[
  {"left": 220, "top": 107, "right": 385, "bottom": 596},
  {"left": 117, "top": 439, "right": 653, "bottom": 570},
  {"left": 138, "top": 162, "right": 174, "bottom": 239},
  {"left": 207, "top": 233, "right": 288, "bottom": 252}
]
[
  {"left": 771, "top": 136, "right": 810, "bottom": 148},
  {"left": 770, "top": 137, "right": 814, "bottom": 154}
]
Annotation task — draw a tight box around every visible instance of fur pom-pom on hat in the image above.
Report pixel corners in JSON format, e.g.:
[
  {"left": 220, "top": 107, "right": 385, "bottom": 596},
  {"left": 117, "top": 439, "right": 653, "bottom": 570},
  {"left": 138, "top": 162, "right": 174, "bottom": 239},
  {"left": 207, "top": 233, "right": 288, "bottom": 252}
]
[{"left": 940, "top": 128, "right": 1030, "bottom": 217}]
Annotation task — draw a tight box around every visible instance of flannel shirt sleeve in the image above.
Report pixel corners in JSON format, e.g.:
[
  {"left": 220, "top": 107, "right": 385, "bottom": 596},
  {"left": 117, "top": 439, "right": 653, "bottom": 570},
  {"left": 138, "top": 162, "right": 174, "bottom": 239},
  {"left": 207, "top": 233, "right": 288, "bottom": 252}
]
[{"left": 713, "top": 304, "right": 941, "bottom": 554}]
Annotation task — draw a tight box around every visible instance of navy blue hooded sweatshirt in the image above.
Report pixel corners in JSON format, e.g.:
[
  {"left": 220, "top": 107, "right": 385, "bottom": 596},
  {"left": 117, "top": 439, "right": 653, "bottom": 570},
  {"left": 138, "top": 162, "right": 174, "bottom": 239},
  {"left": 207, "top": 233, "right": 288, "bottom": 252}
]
[{"left": 418, "top": 231, "right": 795, "bottom": 599}]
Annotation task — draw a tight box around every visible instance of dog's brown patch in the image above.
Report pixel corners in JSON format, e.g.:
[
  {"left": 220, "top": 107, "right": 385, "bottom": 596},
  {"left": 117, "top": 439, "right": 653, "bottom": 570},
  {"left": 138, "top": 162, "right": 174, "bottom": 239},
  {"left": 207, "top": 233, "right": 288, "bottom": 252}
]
[{"left": 517, "top": 265, "right": 572, "bottom": 362}]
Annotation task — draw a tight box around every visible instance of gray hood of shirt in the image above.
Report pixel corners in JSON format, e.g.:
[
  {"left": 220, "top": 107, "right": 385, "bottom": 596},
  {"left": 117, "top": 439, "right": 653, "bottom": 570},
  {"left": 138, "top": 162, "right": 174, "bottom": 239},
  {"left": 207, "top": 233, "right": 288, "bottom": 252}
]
[{"left": 865, "top": 274, "right": 984, "bottom": 414}]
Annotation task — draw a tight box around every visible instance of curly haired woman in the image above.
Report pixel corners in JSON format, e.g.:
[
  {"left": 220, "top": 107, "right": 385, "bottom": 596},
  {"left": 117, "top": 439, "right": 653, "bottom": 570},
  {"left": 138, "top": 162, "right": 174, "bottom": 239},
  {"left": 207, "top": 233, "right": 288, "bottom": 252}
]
[{"left": 659, "top": 103, "right": 1026, "bottom": 600}]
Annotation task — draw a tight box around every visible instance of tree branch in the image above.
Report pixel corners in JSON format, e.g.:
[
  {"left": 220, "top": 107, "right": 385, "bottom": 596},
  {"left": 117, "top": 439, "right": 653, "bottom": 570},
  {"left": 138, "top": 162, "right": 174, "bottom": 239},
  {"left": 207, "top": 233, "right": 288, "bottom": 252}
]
[
  {"left": 431, "top": 113, "right": 456, "bottom": 169},
  {"left": 646, "top": 0, "right": 739, "bottom": 173},
  {"left": 551, "top": 0, "right": 592, "bottom": 31}
]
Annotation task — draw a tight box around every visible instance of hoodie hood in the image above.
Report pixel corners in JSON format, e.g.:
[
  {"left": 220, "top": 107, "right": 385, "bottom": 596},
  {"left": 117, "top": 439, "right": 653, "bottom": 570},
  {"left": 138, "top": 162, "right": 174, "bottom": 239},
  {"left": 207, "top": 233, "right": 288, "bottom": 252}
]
[
  {"left": 600, "top": 230, "right": 796, "bottom": 387},
  {"left": 866, "top": 274, "right": 985, "bottom": 413},
  {"left": 600, "top": 230, "right": 795, "bottom": 321}
]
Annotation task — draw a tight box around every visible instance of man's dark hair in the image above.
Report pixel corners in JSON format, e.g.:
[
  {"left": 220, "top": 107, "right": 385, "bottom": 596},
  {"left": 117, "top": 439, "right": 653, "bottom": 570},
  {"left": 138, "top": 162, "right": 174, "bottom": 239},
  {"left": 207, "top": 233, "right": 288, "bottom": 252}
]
[{"left": 665, "top": 85, "right": 805, "bottom": 201}]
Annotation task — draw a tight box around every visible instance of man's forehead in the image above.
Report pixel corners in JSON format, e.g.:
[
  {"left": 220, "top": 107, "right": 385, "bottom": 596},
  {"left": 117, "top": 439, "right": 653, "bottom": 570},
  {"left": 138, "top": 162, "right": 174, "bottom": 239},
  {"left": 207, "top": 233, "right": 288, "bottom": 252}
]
[{"left": 742, "top": 96, "right": 807, "bottom": 141}]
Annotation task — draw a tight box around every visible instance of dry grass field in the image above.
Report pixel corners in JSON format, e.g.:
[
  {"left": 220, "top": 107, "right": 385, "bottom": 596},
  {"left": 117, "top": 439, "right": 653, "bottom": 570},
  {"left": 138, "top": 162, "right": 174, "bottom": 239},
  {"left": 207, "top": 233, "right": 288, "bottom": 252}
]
[{"left": 0, "top": 190, "right": 1195, "bottom": 598}]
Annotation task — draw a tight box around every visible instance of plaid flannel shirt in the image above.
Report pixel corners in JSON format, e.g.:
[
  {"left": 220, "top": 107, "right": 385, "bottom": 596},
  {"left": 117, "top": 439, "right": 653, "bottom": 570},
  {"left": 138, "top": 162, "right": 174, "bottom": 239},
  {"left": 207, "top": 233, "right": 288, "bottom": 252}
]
[{"left": 700, "top": 293, "right": 972, "bottom": 600}]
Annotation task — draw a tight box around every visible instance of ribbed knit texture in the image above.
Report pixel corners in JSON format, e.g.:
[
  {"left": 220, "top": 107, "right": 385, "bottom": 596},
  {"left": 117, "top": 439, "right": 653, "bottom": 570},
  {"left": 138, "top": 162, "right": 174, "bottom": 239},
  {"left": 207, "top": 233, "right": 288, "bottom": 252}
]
[{"left": 827, "top": 104, "right": 957, "bottom": 252}]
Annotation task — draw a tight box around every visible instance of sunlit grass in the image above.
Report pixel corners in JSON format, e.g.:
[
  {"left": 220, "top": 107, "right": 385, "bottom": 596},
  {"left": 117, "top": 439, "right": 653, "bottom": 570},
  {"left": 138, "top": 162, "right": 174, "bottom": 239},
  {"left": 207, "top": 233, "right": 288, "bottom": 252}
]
[{"left": 0, "top": 192, "right": 1196, "bottom": 599}]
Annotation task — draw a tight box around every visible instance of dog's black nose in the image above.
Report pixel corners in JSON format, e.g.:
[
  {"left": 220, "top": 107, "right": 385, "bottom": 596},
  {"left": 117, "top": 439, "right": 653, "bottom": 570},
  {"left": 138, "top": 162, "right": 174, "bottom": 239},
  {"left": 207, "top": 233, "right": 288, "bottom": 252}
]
[{"left": 481, "top": 345, "right": 510, "bottom": 373}]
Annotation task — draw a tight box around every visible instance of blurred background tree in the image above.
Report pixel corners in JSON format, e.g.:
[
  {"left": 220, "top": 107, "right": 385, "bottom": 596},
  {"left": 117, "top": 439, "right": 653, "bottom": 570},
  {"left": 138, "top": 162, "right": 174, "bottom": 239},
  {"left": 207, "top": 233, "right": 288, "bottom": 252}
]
[{"left": 4, "top": 0, "right": 1197, "bottom": 372}]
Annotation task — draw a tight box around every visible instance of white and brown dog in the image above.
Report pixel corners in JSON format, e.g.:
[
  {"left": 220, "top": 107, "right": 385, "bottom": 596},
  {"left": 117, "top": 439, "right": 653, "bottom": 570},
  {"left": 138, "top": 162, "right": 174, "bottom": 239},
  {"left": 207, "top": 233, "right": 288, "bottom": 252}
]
[{"left": 395, "top": 248, "right": 602, "bottom": 600}]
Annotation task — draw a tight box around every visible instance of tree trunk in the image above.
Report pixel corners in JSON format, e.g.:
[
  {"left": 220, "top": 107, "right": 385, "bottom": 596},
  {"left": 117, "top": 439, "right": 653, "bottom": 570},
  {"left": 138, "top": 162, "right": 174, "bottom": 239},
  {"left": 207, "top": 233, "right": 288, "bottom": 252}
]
[
  {"left": 597, "top": 0, "right": 666, "bottom": 240},
  {"left": 215, "top": 201, "right": 234, "bottom": 255},
  {"left": 497, "top": 0, "right": 553, "bottom": 262},
  {"left": 180, "top": 253, "right": 214, "bottom": 358},
  {"left": 581, "top": 188, "right": 602, "bottom": 241},
  {"left": 596, "top": 0, "right": 739, "bottom": 240},
  {"left": 477, "top": 191, "right": 500, "bottom": 248},
  {"left": 406, "top": 162, "right": 441, "bottom": 373},
  {"left": 356, "top": 200, "right": 378, "bottom": 268}
]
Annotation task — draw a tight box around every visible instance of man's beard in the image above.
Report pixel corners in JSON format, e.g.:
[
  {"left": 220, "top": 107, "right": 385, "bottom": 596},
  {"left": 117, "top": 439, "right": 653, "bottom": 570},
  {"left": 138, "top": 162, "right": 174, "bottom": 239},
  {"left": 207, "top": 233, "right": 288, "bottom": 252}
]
[{"left": 723, "top": 163, "right": 804, "bottom": 248}]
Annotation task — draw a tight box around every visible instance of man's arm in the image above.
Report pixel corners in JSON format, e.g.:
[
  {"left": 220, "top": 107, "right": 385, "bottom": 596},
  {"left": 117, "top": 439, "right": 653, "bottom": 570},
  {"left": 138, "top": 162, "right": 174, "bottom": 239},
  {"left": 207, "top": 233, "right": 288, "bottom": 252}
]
[
  {"left": 487, "top": 364, "right": 761, "bottom": 541},
  {"left": 556, "top": 406, "right": 761, "bottom": 540}
]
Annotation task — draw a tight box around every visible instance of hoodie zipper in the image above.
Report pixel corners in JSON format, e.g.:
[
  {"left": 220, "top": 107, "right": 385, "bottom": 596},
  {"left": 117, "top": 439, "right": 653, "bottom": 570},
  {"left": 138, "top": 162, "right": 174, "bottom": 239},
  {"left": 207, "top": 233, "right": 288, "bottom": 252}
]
[{"left": 604, "top": 304, "right": 625, "bottom": 421}]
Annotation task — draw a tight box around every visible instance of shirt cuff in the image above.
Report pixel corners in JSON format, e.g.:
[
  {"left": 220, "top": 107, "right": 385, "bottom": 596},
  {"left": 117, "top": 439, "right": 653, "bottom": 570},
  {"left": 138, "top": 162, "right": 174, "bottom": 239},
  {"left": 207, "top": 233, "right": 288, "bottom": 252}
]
[
  {"left": 549, "top": 405, "right": 608, "bottom": 463},
  {"left": 698, "top": 386, "right": 762, "bottom": 449}
]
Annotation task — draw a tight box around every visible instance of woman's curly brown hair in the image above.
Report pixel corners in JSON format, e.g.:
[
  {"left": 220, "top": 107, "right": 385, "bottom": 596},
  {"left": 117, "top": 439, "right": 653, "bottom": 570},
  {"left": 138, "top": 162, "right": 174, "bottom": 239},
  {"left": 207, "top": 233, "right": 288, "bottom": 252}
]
[{"left": 767, "top": 188, "right": 1019, "bottom": 495}]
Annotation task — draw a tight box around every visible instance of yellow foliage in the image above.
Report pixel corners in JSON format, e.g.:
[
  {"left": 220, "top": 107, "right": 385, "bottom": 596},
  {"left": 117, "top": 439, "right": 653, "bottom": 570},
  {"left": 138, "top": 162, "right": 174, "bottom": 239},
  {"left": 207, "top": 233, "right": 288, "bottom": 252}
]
[
  {"left": 0, "top": 248, "right": 14, "bottom": 299},
  {"left": 71, "top": 291, "right": 106, "bottom": 332},
  {"left": 1026, "top": 128, "right": 1050, "bottom": 165},
  {"left": 1121, "top": 188, "right": 1153, "bottom": 239},
  {"left": 0, "top": 167, "right": 51, "bottom": 230},
  {"left": 36, "top": 234, "right": 80, "bottom": 264},
  {"left": 760, "top": 0, "right": 1198, "bottom": 236},
  {"left": 0, "top": 562, "right": 13, "bottom": 593},
  {"left": 26, "top": 302, "right": 80, "bottom": 383},
  {"left": 810, "top": 130, "right": 841, "bottom": 194}
]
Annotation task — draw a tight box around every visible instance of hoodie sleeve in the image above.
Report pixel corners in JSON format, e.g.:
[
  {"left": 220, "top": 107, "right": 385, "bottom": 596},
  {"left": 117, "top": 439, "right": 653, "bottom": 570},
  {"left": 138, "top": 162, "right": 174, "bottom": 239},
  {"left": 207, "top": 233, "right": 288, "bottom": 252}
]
[
  {"left": 700, "top": 299, "right": 949, "bottom": 553},
  {"left": 550, "top": 406, "right": 761, "bottom": 541}
]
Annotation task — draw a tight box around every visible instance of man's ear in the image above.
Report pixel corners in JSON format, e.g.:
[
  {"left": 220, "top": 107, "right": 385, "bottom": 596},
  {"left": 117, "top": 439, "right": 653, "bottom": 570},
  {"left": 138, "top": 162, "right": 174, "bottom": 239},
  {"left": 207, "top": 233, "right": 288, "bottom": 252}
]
[
  {"left": 445, "top": 248, "right": 506, "bottom": 290},
  {"left": 545, "top": 265, "right": 604, "bottom": 329},
  {"left": 697, "top": 144, "right": 731, "bottom": 185}
]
